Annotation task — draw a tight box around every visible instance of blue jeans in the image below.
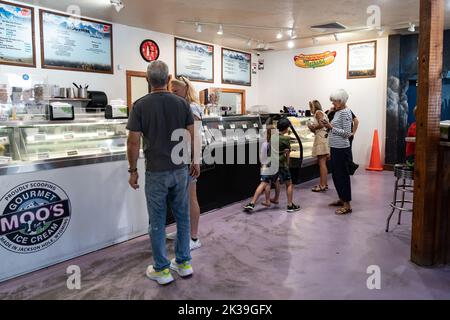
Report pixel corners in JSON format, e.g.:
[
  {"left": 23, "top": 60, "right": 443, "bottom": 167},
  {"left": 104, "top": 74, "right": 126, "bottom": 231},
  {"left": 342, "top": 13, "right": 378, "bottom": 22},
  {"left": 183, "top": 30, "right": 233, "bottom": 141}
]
[{"left": 145, "top": 167, "right": 191, "bottom": 271}]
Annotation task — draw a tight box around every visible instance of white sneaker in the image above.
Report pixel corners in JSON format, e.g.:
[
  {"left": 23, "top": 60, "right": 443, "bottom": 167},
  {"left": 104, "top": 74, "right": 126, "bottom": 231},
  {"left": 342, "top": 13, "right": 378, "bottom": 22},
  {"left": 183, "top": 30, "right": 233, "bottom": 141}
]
[
  {"left": 190, "top": 239, "right": 202, "bottom": 251},
  {"left": 170, "top": 259, "right": 194, "bottom": 277},
  {"left": 166, "top": 232, "right": 176, "bottom": 240},
  {"left": 145, "top": 265, "right": 174, "bottom": 285}
]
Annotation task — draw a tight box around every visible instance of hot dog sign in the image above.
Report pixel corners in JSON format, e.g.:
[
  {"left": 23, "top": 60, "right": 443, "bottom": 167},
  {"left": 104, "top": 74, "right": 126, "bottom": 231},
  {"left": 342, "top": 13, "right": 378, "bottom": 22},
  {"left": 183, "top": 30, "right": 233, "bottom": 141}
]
[{"left": 294, "top": 51, "right": 337, "bottom": 69}]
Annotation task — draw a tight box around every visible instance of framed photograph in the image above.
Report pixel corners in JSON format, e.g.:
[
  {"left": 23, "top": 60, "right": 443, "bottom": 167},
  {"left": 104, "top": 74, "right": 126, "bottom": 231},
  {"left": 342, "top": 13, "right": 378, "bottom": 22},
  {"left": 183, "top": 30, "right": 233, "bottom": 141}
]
[
  {"left": 175, "top": 37, "right": 214, "bottom": 83},
  {"left": 0, "top": 0, "right": 36, "bottom": 68},
  {"left": 222, "top": 48, "right": 251, "bottom": 86},
  {"left": 40, "top": 10, "right": 113, "bottom": 74},
  {"left": 347, "top": 40, "right": 377, "bottom": 79}
]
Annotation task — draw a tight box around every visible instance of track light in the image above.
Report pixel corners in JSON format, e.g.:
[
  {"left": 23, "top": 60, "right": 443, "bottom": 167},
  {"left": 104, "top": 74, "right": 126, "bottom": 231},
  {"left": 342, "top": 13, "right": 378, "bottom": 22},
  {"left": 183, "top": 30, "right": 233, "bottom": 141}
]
[
  {"left": 110, "top": 0, "right": 124, "bottom": 12},
  {"left": 312, "top": 37, "right": 319, "bottom": 45},
  {"left": 276, "top": 30, "right": 283, "bottom": 39},
  {"left": 257, "top": 42, "right": 265, "bottom": 49},
  {"left": 333, "top": 33, "right": 340, "bottom": 41},
  {"left": 195, "top": 23, "right": 202, "bottom": 33},
  {"left": 217, "top": 24, "right": 223, "bottom": 35},
  {"left": 377, "top": 27, "right": 385, "bottom": 37},
  {"left": 287, "top": 40, "right": 294, "bottom": 49},
  {"left": 246, "top": 39, "right": 252, "bottom": 47},
  {"left": 408, "top": 23, "right": 415, "bottom": 32}
]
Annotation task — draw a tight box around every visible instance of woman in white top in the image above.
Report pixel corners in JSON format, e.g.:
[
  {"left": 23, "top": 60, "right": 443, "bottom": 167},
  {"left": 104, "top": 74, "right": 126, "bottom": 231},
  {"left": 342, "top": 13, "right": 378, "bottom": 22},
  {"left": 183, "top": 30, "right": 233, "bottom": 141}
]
[
  {"left": 169, "top": 76, "right": 203, "bottom": 250},
  {"left": 308, "top": 100, "right": 330, "bottom": 192}
]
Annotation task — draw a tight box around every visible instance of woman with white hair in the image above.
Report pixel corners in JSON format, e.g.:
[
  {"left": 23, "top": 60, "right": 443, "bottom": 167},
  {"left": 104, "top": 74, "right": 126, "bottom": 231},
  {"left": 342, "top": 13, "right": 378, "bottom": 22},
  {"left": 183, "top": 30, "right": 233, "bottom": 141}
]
[{"left": 321, "top": 89, "right": 354, "bottom": 214}]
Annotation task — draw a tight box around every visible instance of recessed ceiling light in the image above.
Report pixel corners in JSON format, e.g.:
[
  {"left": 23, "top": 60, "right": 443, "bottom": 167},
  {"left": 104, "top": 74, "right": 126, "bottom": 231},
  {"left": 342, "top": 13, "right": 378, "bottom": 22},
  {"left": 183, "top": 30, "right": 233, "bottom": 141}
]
[
  {"left": 276, "top": 30, "right": 283, "bottom": 39},
  {"left": 217, "top": 24, "right": 223, "bottom": 35},
  {"left": 288, "top": 40, "right": 295, "bottom": 49}
]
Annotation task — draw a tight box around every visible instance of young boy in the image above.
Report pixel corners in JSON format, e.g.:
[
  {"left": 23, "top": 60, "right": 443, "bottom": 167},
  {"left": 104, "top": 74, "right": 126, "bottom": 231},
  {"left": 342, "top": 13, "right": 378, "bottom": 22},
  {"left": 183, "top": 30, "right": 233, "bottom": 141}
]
[
  {"left": 272, "top": 118, "right": 300, "bottom": 212},
  {"left": 244, "top": 124, "right": 281, "bottom": 212}
]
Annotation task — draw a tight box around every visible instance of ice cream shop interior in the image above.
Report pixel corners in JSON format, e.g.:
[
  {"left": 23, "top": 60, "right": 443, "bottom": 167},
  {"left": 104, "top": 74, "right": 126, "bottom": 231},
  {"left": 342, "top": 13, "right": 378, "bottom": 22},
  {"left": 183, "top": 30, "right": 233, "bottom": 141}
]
[{"left": 0, "top": 0, "right": 449, "bottom": 300}]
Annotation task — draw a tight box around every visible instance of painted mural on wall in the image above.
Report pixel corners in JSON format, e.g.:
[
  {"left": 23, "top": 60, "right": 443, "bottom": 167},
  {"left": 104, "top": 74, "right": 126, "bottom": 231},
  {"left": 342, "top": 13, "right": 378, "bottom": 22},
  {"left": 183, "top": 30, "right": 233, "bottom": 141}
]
[
  {"left": 385, "top": 32, "right": 450, "bottom": 165},
  {"left": 294, "top": 51, "right": 336, "bottom": 69}
]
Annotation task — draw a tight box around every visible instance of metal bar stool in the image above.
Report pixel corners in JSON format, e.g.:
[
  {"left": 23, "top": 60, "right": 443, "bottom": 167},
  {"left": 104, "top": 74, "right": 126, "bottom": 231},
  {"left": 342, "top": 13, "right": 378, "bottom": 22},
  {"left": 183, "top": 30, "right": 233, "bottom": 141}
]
[{"left": 386, "top": 164, "right": 414, "bottom": 232}]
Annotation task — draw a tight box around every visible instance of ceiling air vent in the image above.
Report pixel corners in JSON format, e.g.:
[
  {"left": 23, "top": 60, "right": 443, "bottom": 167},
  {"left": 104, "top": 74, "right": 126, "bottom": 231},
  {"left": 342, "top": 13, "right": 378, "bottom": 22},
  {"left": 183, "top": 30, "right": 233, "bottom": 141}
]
[
  {"left": 310, "top": 22, "right": 347, "bottom": 33},
  {"left": 253, "top": 47, "right": 274, "bottom": 52}
]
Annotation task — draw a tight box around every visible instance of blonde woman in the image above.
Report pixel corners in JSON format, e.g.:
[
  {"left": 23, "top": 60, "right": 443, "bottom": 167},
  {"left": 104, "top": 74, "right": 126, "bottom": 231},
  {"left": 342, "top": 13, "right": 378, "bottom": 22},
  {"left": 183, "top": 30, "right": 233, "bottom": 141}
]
[
  {"left": 307, "top": 100, "right": 330, "bottom": 192},
  {"left": 168, "top": 76, "right": 203, "bottom": 250}
]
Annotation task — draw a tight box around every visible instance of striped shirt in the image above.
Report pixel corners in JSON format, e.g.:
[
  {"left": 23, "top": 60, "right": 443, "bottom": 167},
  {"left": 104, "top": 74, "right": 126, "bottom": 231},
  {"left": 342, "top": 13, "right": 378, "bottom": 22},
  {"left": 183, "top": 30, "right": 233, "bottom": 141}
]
[{"left": 329, "top": 108, "right": 353, "bottom": 148}]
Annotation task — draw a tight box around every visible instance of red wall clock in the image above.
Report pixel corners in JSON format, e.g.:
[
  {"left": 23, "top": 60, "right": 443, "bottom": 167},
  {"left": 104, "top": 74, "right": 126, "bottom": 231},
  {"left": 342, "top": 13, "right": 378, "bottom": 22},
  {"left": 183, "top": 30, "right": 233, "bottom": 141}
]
[{"left": 140, "top": 39, "right": 160, "bottom": 62}]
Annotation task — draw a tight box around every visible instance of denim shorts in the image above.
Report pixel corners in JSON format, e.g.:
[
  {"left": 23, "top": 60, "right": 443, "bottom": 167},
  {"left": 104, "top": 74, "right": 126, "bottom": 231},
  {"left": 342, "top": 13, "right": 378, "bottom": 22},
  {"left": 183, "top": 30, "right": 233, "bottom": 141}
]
[
  {"left": 278, "top": 167, "right": 292, "bottom": 184},
  {"left": 261, "top": 174, "right": 278, "bottom": 184}
]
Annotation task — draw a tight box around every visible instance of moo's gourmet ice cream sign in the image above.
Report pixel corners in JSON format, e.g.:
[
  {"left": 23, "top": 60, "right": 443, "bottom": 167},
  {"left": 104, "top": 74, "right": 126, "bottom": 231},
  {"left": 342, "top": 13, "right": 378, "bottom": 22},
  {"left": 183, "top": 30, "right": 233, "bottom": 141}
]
[
  {"left": 294, "top": 51, "right": 337, "bottom": 69},
  {"left": 0, "top": 181, "right": 71, "bottom": 254}
]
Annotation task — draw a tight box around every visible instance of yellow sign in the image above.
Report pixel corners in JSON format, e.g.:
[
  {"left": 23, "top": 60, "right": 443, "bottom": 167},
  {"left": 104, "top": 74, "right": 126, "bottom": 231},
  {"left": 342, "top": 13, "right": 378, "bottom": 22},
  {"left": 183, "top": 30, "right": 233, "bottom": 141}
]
[{"left": 294, "top": 51, "right": 336, "bottom": 68}]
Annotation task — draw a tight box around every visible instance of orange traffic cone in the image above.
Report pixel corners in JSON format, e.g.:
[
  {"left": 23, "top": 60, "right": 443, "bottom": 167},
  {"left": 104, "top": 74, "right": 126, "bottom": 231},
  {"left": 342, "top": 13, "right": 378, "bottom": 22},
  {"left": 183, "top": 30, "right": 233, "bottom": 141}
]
[{"left": 366, "top": 129, "right": 383, "bottom": 171}]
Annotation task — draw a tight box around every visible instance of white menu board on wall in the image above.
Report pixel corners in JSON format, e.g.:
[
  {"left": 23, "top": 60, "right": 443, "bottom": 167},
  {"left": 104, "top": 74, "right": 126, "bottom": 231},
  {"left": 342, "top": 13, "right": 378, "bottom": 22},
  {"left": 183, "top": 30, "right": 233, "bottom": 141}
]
[
  {"left": 222, "top": 48, "right": 251, "bottom": 86},
  {"left": 175, "top": 38, "right": 214, "bottom": 83},
  {"left": 40, "top": 10, "right": 113, "bottom": 74},
  {"left": 347, "top": 40, "right": 377, "bottom": 79},
  {"left": 0, "top": 1, "right": 35, "bottom": 67}
]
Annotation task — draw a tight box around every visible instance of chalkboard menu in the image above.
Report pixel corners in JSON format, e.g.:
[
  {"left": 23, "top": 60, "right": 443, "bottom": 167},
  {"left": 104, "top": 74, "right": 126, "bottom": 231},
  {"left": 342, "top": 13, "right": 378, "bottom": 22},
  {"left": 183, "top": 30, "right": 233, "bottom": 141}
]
[
  {"left": 0, "top": 0, "right": 36, "bottom": 67},
  {"left": 40, "top": 10, "right": 113, "bottom": 74},
  {"left": 222, "top": 48, "right": 251, "bottom": 86}
]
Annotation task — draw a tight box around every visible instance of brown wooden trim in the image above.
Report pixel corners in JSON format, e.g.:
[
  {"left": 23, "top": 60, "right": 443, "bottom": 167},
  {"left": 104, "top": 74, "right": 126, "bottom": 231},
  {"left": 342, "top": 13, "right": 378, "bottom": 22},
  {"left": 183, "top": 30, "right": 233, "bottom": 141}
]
[
  {"left": 0, "top": 0, "right": 36, "bottom": 68},
  {"left": 39, "top": 9, "right": 114, "bottom": 74},
  {"left": 347, "top": 40, "right": 377, "bottom": 79},
  {"left": 204, "top": 87, "right": 246, "bottom": 115},
  {"left": 126, "top": 70, "right": 148, "bottom": 109},
  {"left": 221, "top": 47, "right": 252, "bottom": 87},
  {"left": 411, "top": 0, "right": 445, "bottom": 266},
  {"left": 174, "top": 37, "right": 214, "bottom": 83}
]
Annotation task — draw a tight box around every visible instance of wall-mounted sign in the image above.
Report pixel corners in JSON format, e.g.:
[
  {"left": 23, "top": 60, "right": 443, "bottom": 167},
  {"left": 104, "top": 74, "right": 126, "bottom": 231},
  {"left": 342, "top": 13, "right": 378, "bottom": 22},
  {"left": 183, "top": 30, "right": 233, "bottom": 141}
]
[
  {"left": 175, "top": 37, "right": 214, "bottom": 83},
  {"left": 0, "top": 0, "right": 36, "bottom": 68},
  {"left": 252, "top": 62, "right": 257, "bottom": 74},
  {"left": 258, "top": 59, "right": 264, "bottom": 70},
  {"left": 0, "top": 181, "right": 71, "bottom": 254},
  {"left": 294, "top": 51, "right": 336, "bottom": 69},
  {"left": 40, "top": 10, "right": 113, "bottom": 74},
  {"left": 222, "top": 48, "right": 251, "bottom": 86},
  {"left": 347, "top": 40, "right": 377, "bottom": 79},
  {"left": 140, "top": 39, "right": 159, "bottom": 62}
]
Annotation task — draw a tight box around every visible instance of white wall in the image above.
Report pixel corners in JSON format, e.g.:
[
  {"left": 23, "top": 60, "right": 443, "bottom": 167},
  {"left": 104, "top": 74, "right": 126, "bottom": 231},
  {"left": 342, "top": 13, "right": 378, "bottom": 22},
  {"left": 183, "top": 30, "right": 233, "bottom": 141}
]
[
  {"left": 0, "top": 2, "right": 258, "bottom": 108},
  {"left": 257, "top": 38, "right": 388, "bottom": 166}
]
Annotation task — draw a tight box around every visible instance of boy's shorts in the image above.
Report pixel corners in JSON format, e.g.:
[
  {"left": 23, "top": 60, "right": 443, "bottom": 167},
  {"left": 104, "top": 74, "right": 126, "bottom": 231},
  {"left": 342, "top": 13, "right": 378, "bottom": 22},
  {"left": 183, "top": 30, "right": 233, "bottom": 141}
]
[
  {"left": 261, "top": 174, "right": 278, "bottom": 184},
  {"left": 278, "top": 167, "right": 292, "bottom": 184}
]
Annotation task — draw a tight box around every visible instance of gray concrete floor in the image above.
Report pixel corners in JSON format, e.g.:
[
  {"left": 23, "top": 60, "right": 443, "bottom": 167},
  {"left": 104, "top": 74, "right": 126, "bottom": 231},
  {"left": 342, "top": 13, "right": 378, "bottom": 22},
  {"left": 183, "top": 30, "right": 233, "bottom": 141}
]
[{"left": 1, "top": 171, "right": 449, "bottom": 299}]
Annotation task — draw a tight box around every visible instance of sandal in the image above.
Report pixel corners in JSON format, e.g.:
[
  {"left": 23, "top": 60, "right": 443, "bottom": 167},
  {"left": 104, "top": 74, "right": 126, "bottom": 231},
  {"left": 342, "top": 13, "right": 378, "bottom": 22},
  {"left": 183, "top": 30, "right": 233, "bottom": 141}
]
[
  {"left": 335, "top": 207, "right": 352, "bottom": 215},
  {"left": 270, "top": 199, "right": 279, "bottom": 204},
  {"left": 261, "top": 202, "right": 271, "bottom": 207},
  {"left": 312, "top": 185, "right": 327, "bottom": 192},
  {"left": 328, "top": 200, "right": 344, "bottom": 207}
]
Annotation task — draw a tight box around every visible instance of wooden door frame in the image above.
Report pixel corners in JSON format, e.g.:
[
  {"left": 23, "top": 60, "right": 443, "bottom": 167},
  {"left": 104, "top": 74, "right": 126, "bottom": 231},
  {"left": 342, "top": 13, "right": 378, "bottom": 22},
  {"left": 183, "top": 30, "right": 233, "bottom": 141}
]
[{"left": 126, "top": 70, "right": 148, "bottom": 109}]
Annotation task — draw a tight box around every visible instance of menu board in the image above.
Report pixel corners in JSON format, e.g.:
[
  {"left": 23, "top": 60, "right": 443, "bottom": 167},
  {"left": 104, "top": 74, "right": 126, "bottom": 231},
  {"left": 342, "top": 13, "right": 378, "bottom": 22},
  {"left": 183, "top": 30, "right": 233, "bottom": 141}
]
[
  {"left": 40, "top": 10, "right": 113, "bottom": 74},
  {"left": 222, "top": 48, "right": 251, "bottom": 86},
  {"left": 175, "top": 37, "right": 214, "bottom": 83},
  {"left": 347, "top": 40, "right": 377, "bottom": 79},
  {"left": 0, "top": 1, "right": 35, "bottom": 67}
]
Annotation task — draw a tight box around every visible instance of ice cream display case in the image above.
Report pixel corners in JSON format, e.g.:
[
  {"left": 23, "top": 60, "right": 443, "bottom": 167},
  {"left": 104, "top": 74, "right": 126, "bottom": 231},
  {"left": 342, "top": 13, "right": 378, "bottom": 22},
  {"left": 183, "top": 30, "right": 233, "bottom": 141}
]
[{"left": 0, "top": 117, "right": 129, "bottom": 175}]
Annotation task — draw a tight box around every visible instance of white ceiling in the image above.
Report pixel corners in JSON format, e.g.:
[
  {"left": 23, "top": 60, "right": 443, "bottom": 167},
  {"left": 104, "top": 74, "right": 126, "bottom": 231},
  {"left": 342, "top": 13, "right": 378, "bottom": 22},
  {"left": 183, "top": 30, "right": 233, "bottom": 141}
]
[{"left": 18, "top": 0, "right": 450, "bottom": 51}]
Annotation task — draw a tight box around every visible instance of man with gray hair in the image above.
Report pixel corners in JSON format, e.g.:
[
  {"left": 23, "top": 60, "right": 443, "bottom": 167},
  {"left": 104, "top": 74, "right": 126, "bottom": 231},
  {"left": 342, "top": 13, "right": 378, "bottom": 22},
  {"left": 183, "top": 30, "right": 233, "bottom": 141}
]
[{"left": 127, "top": 60, "right": 200, "bottom": 285}]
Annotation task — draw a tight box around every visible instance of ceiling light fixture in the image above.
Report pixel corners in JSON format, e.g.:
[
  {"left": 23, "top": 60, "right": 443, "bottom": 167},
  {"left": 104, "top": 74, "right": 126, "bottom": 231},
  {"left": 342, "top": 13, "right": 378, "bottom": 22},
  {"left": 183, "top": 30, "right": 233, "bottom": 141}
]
[
  {"left": 377, "top": 27, "right": 385, "bottom": 37},
  {"left": 246, "top": 39, "right": 252, "bottom": 47},
  {"left": 287, "top": 40, "right": 295, "bottom": 49},
  {"left": 312, "top": 37, "right": 319, "bottom": 45},
  {"left": 333, "top": 33, "right": 340, "bottom": 41},
  {"left": 408, "top": 22, "right": 415, "bottom": 32},
  {"left": 195, "top": 22, "right": 202, "bottom": 33},
  {"left": 110, "top": 0, "right": 124, "bottom": 13},
  {"left": 276, "top": 30, "right": 283, "bottom": 39},
  {"left": 217, "top": 24, "right": 223, "bottom": 35}
]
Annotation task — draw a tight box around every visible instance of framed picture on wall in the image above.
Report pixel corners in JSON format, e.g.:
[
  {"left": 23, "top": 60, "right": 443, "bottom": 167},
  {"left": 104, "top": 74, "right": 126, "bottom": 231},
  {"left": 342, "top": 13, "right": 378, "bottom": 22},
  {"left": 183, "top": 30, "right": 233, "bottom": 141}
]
[
  {"left": 0, "top": 0, "right": 36, "bottom": 68},
  {"left": 222, "top": 48, "right": 251, "bottom": 86},
  {"left": 347, "top": 40, "right": 377, "bottom": 79},
  {"left": 40, "top": 10, "right": 113, "bottom": 74},
  {"left": 175, "top": 37, "right": 214, "bottom": 83}
]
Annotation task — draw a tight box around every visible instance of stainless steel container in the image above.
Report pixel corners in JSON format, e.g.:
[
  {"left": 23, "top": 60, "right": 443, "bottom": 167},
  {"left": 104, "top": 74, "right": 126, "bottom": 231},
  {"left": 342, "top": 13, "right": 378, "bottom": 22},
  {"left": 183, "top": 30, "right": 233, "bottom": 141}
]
[
  {"left": 58, "top": 87, "right": 67, "bottom": 98},
  {"left": 66, "top": 88, "right": 76, "bottom": 99},
  {"left": 78, "top": 88, "right": 88, "bottom": 99}
]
